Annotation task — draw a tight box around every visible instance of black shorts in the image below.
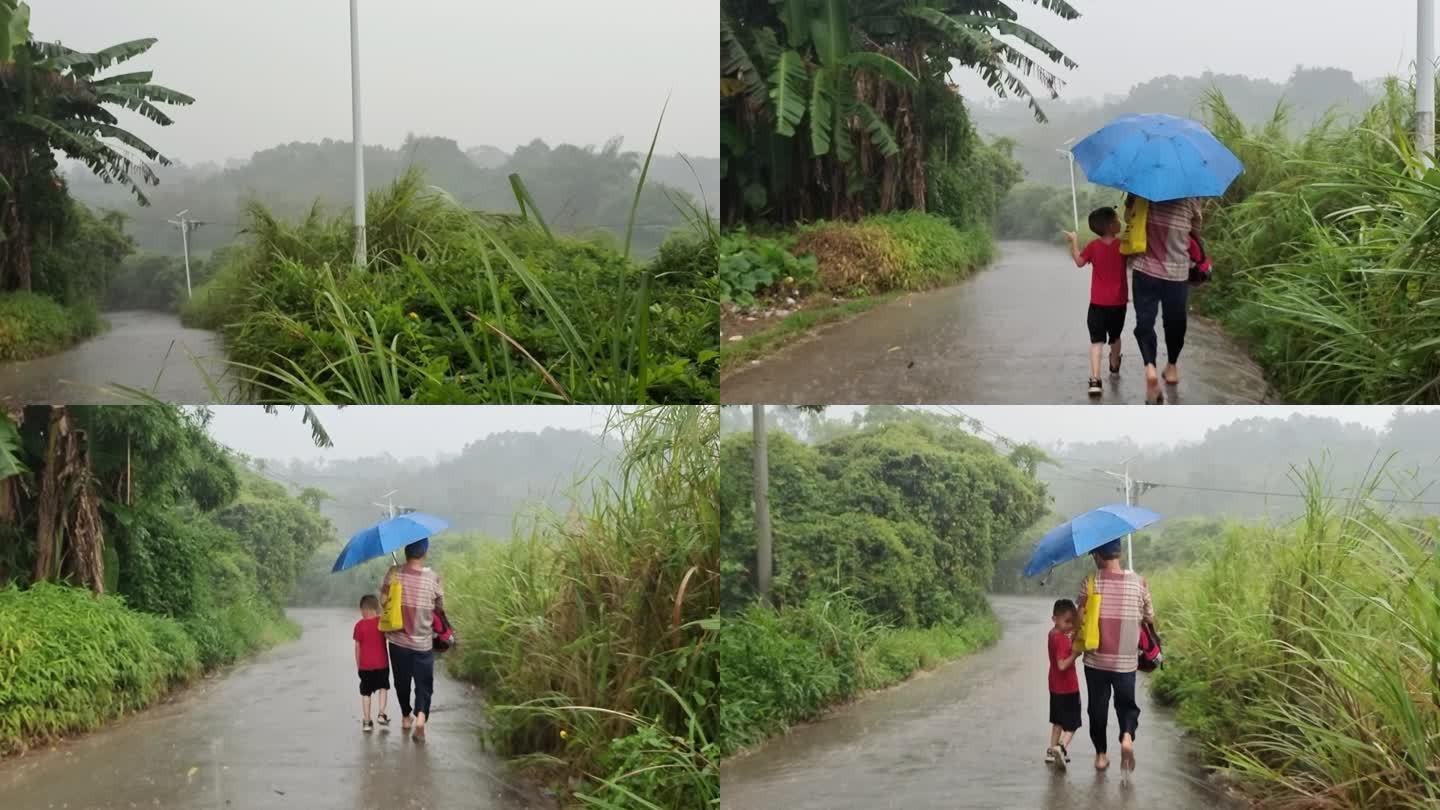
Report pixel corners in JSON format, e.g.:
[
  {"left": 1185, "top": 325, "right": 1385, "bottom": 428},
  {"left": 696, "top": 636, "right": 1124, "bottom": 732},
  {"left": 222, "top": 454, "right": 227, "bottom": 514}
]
[
  {"left": 358, "top": 668, "right": 390, "bottom": 695},
  {"left": 1049, "top": 691, "right": 1082, "bottom": 732},
  {"left": 1087, "top": 304, "right": 1126, "bottom": 345}
]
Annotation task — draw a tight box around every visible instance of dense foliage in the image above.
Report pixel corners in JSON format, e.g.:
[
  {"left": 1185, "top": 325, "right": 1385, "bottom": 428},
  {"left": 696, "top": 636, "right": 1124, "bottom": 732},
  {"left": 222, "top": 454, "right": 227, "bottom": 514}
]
[
  {"left": 721, "top": 416, "right": 1048, "bottom": 621},
  {"left": 1149, "top": 470, "right": 1440, "bottom": 808},
  {"left": 0, "top": 0, "right": 189, "bottom": 294},
  {"left": 721, "top": 0, "right": 1073, "bottom": 225},
  {"left": 68, "top": 138, "right": 718, "bottom": 262},
  {"left": 995, "top": 182, "right": 1118, "bottom": 242},
  {"left": 0, "top": 405, "right": 333, "bottom": 752},
  {"left": 718, "top": 412, "right": 1048, "bottom": 751},
  {"left": 1194, "top": 80, "right": 1440, "bottom": 403},
  {"left": 440, "top": 406, "right": 719, "bottom": 808},
  {"left": 179, "top": 172, "right": 718, "bottom": 404}
]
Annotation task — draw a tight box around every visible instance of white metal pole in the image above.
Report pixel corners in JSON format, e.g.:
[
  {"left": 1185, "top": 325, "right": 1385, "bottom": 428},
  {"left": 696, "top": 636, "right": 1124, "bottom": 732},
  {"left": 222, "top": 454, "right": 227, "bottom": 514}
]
[
  {"left": 1420, "top": 0, "right": 1436, "bottom": 168},
  {"left": 1068, "top": 153, "right": 1080, "bottom": 235},
  {"left": 1124, "top": 462, "right": 1134, "bottom": 572},
  {"left": 180, "top": 219, "right": 193, "bottom": 299},
  {"left": 349, "top": 0, "right": 367, "bottom": 267}
]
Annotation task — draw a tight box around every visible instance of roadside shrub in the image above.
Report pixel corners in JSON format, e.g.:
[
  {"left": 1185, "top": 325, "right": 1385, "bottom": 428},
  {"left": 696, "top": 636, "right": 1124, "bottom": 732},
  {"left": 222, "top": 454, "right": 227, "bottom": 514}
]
[
  {"left": 719, "top": 230, "right": 818, "bottom": 308},
  {"left": 440, "top": 406, "right": 718, "bottom": 807},
  {"left": 0, "top": 292, "right": 104, "bottom": 361},
  {"left": 792, "top": 212, "right": 995, "bottom": 297},
  {"left": 1149, "top": 468, "right": 1440, "bottom": 808},
  {"left": 0, "top": 583, "right": 196, "bottom": 754}
]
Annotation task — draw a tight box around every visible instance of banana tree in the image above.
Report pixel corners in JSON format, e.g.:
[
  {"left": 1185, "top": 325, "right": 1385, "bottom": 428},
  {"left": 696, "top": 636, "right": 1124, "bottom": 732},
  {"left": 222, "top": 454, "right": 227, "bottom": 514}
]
[{"left": 0, "top": 1, "right": 192, "bottom": 291}]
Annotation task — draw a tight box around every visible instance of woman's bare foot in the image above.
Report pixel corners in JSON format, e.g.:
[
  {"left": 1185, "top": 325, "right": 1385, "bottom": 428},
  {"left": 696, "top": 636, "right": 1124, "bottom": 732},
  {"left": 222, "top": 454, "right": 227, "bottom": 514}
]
[
  {"left": 1095, "top": 752, "right": 1109, "bottom": 771},
  {"left": 1144, "top": 367, "right": 1163, "bottom": 404},
  {"left": 1120, "top": 735, "right": 1136, "bottom": 772},
  {"left": 1163, "top": 364, "right": 1179, "bottom": 385},
  {"left": 412, "top": 722, "right": 426, "bottom": 742},
  {"left": 401, "top": 715, "right": 414, "bottom": 731}
]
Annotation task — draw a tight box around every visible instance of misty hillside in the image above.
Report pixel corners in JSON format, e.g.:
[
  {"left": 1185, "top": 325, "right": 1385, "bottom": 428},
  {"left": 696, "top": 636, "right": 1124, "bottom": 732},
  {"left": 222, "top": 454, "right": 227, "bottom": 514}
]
[
  {"left": 66, "top": 135, "right": 719, "bottom": 259},
  {"left": 972, "top": 67, "right": 1377, "bottom": 184},
  {"left": 255, "top": 426, "right": 620, "bottom": 542},
  {"left": 1037, "top": 410, "right": 1440, "bottom": 523}
]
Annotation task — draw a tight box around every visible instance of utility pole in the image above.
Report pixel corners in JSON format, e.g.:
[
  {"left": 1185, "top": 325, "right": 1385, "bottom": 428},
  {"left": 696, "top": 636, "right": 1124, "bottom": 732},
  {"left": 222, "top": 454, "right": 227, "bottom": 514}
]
[
  {"left": 752, "top": 405, "right": 773, "bottom": 603},
  {"left": 166, "top": 210, "right": 202, "bottom": 299},
  {"left": 1094, "top": 456, "right": 1155, "bottom": 571},
  {"left": 1420, "top": 0, "right": 1436, "bottom": 168},
  {"left": 349, "top": 0, "right": 367, "bottom": 267}
]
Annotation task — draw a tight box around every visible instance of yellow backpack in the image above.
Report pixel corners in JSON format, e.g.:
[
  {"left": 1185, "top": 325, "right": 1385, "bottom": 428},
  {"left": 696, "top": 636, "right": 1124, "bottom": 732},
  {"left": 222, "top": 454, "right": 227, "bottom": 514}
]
[
  {"left": 1120, "top": 197, "right": 1148, "bottom": 255},
  {"left": 1080, "top": 575, "right": 1103, "bottom": 651},
  {"left": 379, "top": 569, "right": 404, "bottom": 632}
]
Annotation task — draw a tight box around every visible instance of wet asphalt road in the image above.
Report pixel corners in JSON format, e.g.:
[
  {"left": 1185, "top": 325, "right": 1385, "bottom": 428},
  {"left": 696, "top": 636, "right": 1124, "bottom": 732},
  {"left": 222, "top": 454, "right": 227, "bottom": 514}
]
[
  {"left": 721, "top": 241, "right": 1273, "bottom": 405},
  {"left": 0, "top": 310, "right": 230, "bottom": 405},
  {"left": 720, "top": 595, "right": 1239, "bottom": 810},
  {"left": 0, "top": 609, "right": 546, "bottom": 810}
]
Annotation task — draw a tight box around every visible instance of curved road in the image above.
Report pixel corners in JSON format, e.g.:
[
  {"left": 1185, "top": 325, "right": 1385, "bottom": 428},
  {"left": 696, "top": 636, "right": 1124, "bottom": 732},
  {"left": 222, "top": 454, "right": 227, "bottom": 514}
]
[
  {"left": 722, "top": 241, "right": 1273, "bottom": 404},
  {"left": 0, "top": 310, "right": 230, "bottom": 405},
  {"left": 0, "top": 609, "right": 550, "bottom": 810},
  {"left": 720, "top": 595, "right": 1240, "bottom": 810}
]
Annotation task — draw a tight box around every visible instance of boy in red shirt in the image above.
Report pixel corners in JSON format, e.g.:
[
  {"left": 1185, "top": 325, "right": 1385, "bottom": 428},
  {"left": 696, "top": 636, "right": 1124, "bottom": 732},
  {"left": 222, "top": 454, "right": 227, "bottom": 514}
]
[
  {"left": 1064, "top": 206, "right": 1128, "bottom": 397},
  {"left": 1046, "top": 598, "right": 1083, "bottom": 769},
  {"left": 353, "top": 594, "right": 391, "bottom": 732}
]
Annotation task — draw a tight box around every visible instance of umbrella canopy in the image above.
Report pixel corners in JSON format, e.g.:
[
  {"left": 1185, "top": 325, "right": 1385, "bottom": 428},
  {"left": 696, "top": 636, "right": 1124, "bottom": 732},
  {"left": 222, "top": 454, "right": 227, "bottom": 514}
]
[
  {"left": 1022, "top": 504, "right": 1162, "bottom": 578},
  {"left": 332, "top": 512, "right": 449, "bottom": 572},
  {"left": 1071, "top": 113, "right": 1242, "bottom": 202}
]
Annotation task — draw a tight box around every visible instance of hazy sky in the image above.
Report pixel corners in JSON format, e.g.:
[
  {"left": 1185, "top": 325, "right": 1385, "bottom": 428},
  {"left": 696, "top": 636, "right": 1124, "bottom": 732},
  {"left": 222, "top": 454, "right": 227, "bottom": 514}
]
[
  {"left": 35, "top": 0, "right": 716, "bottom": 164},
  {"left": 204, "top": 406, "right": 612, "bottom": 463},
  {"left": 813, "top": 406, "right": 1414, "bottom": 448},
  {"left": 956, "top": 0, "right": 1422, "bottom": 103}
]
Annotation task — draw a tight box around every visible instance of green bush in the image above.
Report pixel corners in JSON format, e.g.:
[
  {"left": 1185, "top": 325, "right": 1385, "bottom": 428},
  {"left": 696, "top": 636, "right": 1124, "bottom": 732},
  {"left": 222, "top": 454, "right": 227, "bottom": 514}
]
[
  {"left": 786, "top": 212, "right": 995, "bottom": 298},
  {"left": 0, "top": 292, "right": 104, "bottom": 361},
  {"left": 0, "top": 583, "right": 198, "bottom": 754},
  {"left": 718, "top": 230, "right": 818, "bottom": 308},
  {"left": 718, "top": 594, "right": 998, "bottom": 755}
]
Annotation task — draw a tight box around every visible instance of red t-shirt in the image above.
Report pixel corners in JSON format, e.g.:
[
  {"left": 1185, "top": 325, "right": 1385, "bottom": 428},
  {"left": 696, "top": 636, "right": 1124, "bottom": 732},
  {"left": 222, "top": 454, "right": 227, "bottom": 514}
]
[
  {"left": 1048, "top": 629, "right": 1080, "bottom": 694},
  {"left": 1079, "top": 238, "right": 1128, "bottom": 306},
  {"left": 353, "top": 616, "right": 388, "bottom": 671}
]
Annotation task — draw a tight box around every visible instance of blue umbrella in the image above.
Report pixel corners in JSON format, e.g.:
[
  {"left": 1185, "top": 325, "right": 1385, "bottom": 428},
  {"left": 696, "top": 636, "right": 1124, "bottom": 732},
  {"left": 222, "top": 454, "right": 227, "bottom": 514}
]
[
  {"left": 1022, "top": 504, "right": 1162, "bottom": 578},
  {"left": 1071, "top": 114, "right": 1242, "bottom": 202},
  {"left": 332, "top": 512, "right": 449, "bottom": 572}
]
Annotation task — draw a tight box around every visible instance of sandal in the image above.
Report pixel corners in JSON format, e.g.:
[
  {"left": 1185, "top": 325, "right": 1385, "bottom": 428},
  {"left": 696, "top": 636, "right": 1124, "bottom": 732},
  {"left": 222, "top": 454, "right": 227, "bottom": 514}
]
[
  {"left": 362, "top": 720, "right": 374, "bottom": 733},
  {"left": 377, "top": 713, "right": 391, "bottom": 726},
  {"left": 1087, "top": 378, "right": 1103, "bottom": 397}
]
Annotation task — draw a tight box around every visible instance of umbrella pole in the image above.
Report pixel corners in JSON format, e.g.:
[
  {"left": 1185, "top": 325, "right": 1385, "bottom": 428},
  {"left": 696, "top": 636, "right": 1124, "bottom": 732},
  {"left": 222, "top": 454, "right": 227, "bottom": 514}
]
[{"left": 1067, "top": 151, "right": 1080, "bottom": 235}]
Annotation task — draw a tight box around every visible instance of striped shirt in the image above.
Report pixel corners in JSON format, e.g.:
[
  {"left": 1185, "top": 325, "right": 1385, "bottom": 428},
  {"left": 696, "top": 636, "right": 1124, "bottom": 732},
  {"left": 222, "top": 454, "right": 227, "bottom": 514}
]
[
  {"left": 381, "top": 564, "right": 444, "bottom": 652},
  {"left": 1127, "top": 197, "right": 1204, "bottom": 282},
  {"left": 1075, "top": 569, "right": 1154, "bottom": 673}
]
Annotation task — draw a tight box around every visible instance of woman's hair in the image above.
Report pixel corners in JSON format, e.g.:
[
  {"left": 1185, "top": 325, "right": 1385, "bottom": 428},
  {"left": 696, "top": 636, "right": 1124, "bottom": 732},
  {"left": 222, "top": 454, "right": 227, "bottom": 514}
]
[
  {"left": 359, "top": 594, "right": 380, "bottom": 611},
  {"left": 1087, "top": 206, "right": 1118, "bottom": 237},
  {"left": 1053, "top": 598, "right": 1078, "bottom": 618}
]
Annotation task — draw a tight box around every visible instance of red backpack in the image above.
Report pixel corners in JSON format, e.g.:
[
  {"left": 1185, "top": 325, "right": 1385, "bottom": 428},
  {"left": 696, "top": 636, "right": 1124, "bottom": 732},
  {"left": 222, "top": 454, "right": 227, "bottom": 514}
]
[
  {"left": 1137, "top": 620, "right": 1163, "bottom": 672},
  {"left": 432, "top": 608, "right": 456, "bottom": 652}
]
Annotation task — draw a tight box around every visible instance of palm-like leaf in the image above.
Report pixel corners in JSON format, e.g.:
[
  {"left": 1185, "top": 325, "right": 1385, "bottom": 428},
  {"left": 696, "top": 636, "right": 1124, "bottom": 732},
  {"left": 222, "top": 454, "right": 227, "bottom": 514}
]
[
  {"left": 843, "top": 50, "right": 917, "bottom": 87},
  {"left": 721, "top": 14, "right": 770, "bottom": 109},
  {"left": 854, "top": 100, "right": 901, "bottom": 158},
  {"left": 809, "top": 65, "right": 835, "bottom": 155},
  {"left": 768, "top": 49, "right": 810, "bottom": 137}
]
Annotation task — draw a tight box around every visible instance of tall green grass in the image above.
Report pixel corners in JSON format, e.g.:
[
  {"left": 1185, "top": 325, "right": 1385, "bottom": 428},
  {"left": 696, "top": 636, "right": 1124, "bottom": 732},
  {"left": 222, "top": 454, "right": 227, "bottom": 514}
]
[
  {"left": 1200, "top": 79, "right": 1440, "bottom": 403},
  {"left": 439, "top": 405, "right": 718, "bottom": 808},
  {"left": 1150, "top": 465, "right": 1440, "bottom": 808}
]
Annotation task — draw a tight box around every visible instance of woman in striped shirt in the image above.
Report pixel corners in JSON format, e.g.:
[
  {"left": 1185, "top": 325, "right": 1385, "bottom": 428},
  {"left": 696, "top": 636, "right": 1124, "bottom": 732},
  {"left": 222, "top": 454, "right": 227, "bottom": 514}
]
[
  {"left": 1075, "top": 538, "right": 1156, "bottom": 773},
  {"left": 1125, "top": 194, "right": 1205, "bottom": 404}
]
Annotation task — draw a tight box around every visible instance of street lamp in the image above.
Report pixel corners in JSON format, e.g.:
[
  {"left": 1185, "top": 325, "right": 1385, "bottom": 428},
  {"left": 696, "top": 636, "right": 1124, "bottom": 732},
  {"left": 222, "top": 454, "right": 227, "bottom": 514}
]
[{"left": 349, "top": 0, "right": 367, "bottom": 267}]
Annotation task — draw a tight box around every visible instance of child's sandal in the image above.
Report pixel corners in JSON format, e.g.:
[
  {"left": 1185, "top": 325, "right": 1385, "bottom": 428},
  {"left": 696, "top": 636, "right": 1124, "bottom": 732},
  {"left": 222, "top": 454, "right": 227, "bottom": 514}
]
[
  {"left": 377, "top": 713, "right": 390, "bottom": 726},
  {"left": 1087, "top": 378, "right": 1103, "bottom": 397}
]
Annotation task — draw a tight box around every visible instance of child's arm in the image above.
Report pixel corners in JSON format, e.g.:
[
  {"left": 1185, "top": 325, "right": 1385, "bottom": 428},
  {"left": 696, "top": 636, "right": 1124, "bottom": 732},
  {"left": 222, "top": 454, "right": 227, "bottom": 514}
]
[
  {"left": 355, "top": 640, "right": 362, "bottom": 669},
  {"left": 1062, "top": 232, "right": 1086, "bottom": 267}
]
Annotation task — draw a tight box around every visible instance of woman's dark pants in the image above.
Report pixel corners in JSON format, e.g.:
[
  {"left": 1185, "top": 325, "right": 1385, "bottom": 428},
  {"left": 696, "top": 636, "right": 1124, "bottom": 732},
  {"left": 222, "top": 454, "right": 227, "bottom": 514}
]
[
  {"left": 1131, "top": 270, "right": 1189, "bottom": 367},
  {"left": 388, "top": 643, "right": 435, "bottom": 717},
  {"left": 1084, "top": 666, "right": 1140, "bottom": 754}
]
